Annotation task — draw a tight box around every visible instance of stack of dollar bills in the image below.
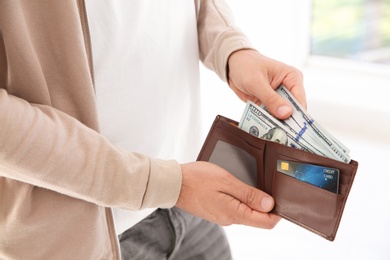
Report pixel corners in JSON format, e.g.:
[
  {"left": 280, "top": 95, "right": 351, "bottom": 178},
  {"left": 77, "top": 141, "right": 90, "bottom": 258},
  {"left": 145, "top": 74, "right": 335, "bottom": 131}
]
[{"left": 238, "top": 85, "right": 351, "bottom": 163}]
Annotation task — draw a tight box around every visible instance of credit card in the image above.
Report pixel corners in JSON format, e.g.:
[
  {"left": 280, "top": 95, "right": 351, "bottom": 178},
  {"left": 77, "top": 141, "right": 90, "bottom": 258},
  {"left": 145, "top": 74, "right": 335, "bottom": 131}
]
[{"left": 277, "top": 160, "right": 340, "bottom": 193}]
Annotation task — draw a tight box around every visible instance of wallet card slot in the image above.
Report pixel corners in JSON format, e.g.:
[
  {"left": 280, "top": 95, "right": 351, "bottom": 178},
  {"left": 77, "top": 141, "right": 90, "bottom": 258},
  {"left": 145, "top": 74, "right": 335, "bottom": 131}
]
[
  {"left": 338, "top": 183, "right": 349, "bottom": 195},
  {"left": 263, "top": 140, "right": 357, "bottom": 240},
  {"left": 272, "top": 170, "right": 345, "bottom": 240},
  {"left": 340, "top": 174, "right": 351, "bottom": 184},
  {"left": 271, "top": 152, "right": 354, "bottom": 196}
]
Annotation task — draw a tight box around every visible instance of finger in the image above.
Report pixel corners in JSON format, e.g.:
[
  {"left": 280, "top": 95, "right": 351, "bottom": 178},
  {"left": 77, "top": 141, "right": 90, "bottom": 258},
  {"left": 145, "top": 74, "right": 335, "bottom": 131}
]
[
  {"left": 288, "top": 84, "right": 307, "bottom": 110},
  {"left": 243, "top": 210, "right": 281, "bottom": 229},
  {"left": 230, "top": 199, "right": 281, "bottom": 229},
  {"left": 213, "top": 166, "right": 282, "bottom": 228},
  {"left": 226, "top": 175, "right": 275, "bottom": 213},
  {"left": 282, "top": 69, "right": 307, "bottom": 110},
  {"left": 248, "top": 79, "right": 293, "bottom": 120}
]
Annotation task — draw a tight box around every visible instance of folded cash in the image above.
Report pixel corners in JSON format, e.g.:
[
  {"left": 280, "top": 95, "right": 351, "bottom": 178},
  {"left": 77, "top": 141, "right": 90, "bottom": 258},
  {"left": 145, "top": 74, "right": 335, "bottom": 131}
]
[{"left": 238, "top": 85, "right": 351, "bottom": 163}]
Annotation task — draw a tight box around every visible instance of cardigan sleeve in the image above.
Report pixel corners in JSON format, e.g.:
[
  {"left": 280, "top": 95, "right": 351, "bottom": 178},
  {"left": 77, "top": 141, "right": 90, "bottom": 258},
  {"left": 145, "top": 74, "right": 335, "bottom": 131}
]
[
  {"left": 0, "top": 89, "right": 182, "bottom": 210},
  {"left": 0, "top": 0, "right": 182, "bottom": 211},
  {"left": 197, "top": 0, "right": 255, "bottom": 82}
]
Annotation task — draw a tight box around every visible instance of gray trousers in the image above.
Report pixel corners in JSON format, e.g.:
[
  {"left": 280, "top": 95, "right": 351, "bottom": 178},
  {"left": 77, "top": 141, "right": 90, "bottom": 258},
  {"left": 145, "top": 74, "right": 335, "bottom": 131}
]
[{"left": 118, "top": 207, "right": 232, "bottom": 260}]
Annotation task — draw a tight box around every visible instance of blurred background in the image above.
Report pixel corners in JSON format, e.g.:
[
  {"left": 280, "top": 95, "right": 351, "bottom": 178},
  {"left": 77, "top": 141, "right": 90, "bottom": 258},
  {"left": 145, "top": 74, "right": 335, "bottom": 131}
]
[{"left": 199, "top": 0, "right": 390, "bottom": 259}]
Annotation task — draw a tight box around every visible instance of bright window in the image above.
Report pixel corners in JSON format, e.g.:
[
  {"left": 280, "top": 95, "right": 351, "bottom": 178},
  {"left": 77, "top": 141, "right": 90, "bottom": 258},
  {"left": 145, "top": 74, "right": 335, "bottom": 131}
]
[{"left": 311, "top": 0, "right": 390, "bottom": 65}]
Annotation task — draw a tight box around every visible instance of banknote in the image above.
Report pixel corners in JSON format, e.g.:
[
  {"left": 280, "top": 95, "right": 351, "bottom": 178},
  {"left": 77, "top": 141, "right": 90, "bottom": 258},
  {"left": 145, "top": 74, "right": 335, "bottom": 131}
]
[
  {"left": 271, "top": 85, "right": 350, "bottom": 163},
  {"left": 238, "top": 101, "right": 328, "bottom": 156},
  {"left": 260, "top": 104, "right": 340, "bottom": 160},
  {"left": 239, "top": 85, "right": 351, "bottom": 163}
]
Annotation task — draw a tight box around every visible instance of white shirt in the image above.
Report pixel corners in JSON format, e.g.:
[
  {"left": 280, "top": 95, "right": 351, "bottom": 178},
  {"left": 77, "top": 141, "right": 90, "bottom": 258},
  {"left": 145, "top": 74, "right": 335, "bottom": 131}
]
[{"left": 86, "top": 0, "right": 203, "bottom": 234}]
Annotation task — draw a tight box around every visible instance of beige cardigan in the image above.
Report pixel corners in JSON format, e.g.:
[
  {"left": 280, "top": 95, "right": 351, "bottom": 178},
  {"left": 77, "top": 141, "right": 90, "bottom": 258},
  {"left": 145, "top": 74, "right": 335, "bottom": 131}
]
[{"left": 0, "top": 0, "right": 252, "bottom": 258}]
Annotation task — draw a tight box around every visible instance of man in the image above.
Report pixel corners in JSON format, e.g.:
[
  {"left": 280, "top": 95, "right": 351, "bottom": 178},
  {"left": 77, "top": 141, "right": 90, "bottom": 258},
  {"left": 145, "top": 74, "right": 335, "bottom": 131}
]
[{"left": 0, "top": 1, "right": 306, "bottom": 259}]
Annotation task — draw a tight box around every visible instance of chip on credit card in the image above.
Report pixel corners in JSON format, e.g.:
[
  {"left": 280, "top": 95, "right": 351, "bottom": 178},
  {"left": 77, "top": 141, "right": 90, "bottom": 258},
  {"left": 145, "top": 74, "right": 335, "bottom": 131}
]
[{"left": 277, "top": 160, "right": 340, "bottom": 193}]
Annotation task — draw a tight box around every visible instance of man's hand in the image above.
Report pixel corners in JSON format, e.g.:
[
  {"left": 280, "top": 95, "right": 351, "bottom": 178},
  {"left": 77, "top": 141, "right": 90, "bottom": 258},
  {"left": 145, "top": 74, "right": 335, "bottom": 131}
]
[
  {"left": 227, "top": 49, "right": 307, "bottom": 120},
  {"left": 176, "top": 161, "right": 281, "bottom": 229}
]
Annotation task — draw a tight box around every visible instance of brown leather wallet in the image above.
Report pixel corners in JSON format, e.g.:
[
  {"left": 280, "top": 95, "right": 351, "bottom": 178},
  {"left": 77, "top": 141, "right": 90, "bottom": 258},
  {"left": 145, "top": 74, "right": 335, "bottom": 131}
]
[{"left": 197, "top": 115, "right": 358, "bottom": 241}]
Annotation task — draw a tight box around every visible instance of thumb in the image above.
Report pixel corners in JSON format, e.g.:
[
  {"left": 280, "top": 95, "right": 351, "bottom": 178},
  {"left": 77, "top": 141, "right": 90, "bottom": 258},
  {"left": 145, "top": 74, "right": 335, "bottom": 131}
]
[
  {"left": 232, "top": 180, "right": 276, "bottom": 213},
  {"left": 251, "top": 82, "right": 293, "bottom": 120}
]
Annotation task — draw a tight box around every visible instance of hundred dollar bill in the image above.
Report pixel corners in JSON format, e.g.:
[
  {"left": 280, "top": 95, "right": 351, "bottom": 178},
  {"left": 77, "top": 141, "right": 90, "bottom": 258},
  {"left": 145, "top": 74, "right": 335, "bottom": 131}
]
[
  {"left": 269, "top": 85, "right": 351, "bottom": 163},
  {"left": 274, "top": 85, "right": 350, "bottom": 153},
  {"left": 239, "top": 101, "right": 328, "bottom": 157},
  {"left": 259, "top": 103, "right": 340, "bottom": 160}
]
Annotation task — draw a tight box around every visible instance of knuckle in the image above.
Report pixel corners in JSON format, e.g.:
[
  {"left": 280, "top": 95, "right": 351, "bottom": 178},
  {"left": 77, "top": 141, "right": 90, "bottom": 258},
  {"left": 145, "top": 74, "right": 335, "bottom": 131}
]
[
  {"left": 242, "top": 187, "right": 258, "bottom": 206},
  {"left": 232, "top": 202, "right": 249, "bottom": 225},
  {"left": 286, "top": 68, "right": 304, "bottom": 85}
]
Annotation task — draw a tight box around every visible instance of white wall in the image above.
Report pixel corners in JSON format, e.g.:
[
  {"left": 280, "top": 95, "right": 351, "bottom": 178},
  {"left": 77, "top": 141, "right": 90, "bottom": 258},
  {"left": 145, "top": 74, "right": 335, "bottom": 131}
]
[{"left": 200, "top": 1, "right": 390, "bottom": 259}]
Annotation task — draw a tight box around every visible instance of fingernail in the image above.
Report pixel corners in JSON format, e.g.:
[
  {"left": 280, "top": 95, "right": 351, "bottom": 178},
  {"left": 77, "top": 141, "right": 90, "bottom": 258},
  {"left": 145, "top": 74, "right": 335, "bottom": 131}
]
[
  {"left": 277, "top": 105, "right": 292, "bottom": 117},
  {"left": 261, "top": 197, "right": 274, "bottom": 211}
]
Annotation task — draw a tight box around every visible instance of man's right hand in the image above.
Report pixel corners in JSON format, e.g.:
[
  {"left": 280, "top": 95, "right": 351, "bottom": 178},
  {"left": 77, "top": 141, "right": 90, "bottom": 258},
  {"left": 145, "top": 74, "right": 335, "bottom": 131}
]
[{"left": 176, "top": 161, "right": 281, "bottom": 229}]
